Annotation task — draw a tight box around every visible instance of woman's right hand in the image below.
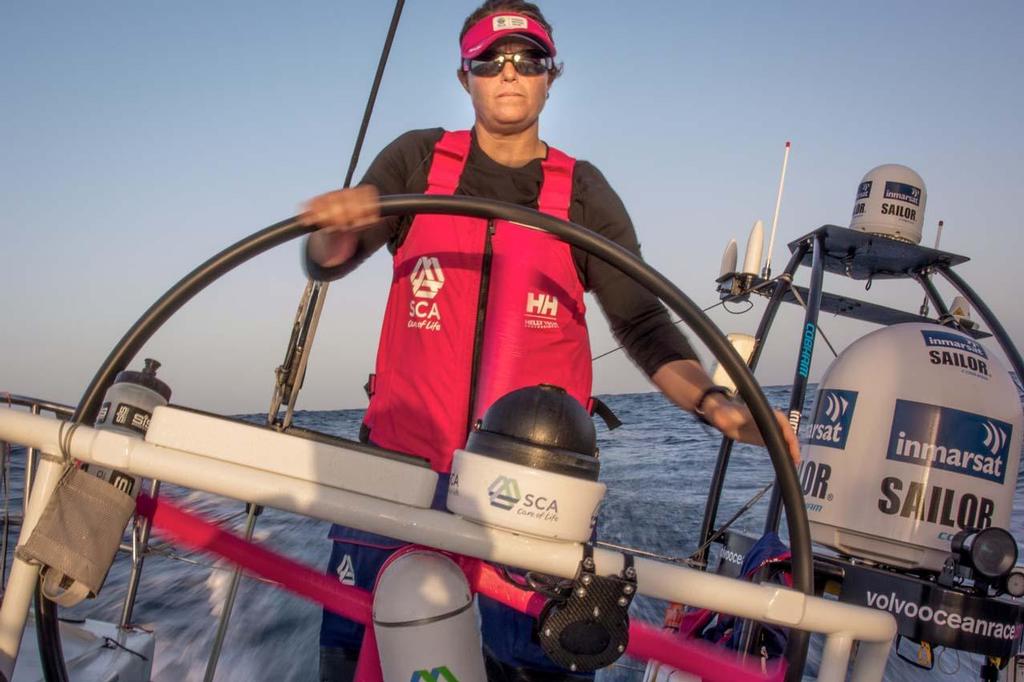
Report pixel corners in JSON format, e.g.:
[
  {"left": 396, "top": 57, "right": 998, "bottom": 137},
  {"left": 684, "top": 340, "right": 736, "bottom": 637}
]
[
  {"left": 301, "top": 185, "right": 381, "bottom": 267},
  {"left": 301, "top": 185, "right": 381, "bottom": 232}
]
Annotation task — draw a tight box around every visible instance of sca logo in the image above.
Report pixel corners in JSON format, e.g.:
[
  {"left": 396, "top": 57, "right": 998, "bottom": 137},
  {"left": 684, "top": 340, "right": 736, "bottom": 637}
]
[
  {"left": 886, "top": 399, "right": 1011, "bottom": 484},
  {"left": 410, "top": 666, "right": 459, "bottom": 682},
  {"left": 411, "top": 256, "right": 444, "bottom": 299},
  {"left": 409, "top": 256, "right": 445, "bottom": 330},
  {"left": 807, "top": 389, "right": 858, "bottom": 450},
  {"left": 335, "top": 554, "right": 355, "bottom": 586},
  {"left": 488, "top": 475, "right": 521, "bottom": 510},
  {"left": 487, "top": 475, "right": 560, "bottom": 522}
]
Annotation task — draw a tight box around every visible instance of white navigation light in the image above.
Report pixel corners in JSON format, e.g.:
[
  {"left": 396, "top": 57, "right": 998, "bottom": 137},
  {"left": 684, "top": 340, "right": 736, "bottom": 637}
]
[
  {"left": 952, "top": 527, "right": 1019, "bottom": 581},
  {"left": 849, "top": 164, "right": 927, "bottom": 244},
  {"left": 1005, "top": 567, "right": 1024, "bottom": 598},
  {"left": 741, "top": 219, "right": 764, "bottom": 276},
  {"left": 710, "top": 333, "right": 757, "bottom": 394}
]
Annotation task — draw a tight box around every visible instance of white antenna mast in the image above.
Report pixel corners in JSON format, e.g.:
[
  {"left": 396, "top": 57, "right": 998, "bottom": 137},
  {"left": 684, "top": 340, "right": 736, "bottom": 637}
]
[{"left": 762, "top": 140, "right": 791, "bottom": 279}]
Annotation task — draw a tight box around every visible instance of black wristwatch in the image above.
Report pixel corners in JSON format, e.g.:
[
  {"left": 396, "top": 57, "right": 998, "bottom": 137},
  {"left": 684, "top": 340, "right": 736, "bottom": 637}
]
[{"left": 693, "top": 385, "right": 731, "bottom": 425}]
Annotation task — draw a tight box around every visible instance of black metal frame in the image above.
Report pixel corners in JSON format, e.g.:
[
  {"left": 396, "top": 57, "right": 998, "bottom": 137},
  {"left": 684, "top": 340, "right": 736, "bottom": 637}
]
[{"left": 696, "top": 223, "right": 1024, "bottom": 670}]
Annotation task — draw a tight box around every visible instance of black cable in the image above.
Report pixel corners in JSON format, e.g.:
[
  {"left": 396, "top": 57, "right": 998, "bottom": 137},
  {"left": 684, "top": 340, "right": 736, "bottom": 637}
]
[
  {"left": 102, "top": 636, "right": 149, "bottom": 661},
  {"left": 591, "top": 276, "right": 779, "bottom": 362},
  {"left": 723, "top": 299, "right": 754, "bottom": 315},
  {"left": 342, "top": 0, "right": 405, "bottom": 190}
]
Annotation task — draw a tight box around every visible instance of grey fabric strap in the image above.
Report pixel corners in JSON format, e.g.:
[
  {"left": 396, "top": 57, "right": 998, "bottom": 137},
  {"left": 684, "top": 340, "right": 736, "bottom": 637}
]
[
  {"left": 16, "top": 465, "right": 135, "bottom": 607},
  {"left": 40, "top": 568, "right": 93, "bottom": 608}
]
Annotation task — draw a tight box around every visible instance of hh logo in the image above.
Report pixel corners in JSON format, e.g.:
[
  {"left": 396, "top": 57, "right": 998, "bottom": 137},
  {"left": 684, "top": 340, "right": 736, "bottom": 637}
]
[
  {"left": 488, "top": 475, "right": 521, "bottom": 510},
  {"left": 526, "top": 292, "right": 558, "bottom": 318},
  {"left": 411, "top": 257, "right": 445, "bottom": 299},
  {"left": 410, "top": 667, "right": 459, "bottom": 682}
]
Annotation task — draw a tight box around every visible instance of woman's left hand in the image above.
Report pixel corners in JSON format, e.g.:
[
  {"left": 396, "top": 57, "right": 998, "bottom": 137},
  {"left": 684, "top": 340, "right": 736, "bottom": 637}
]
[{"left": 703, "top": 394, "right": 801, "bottom": 465}]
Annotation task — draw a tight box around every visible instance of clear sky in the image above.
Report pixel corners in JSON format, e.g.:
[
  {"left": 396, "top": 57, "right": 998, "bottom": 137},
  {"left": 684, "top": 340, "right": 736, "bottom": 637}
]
[{"left": 3, "top": 1, "right": 1023, "bottom": 414}]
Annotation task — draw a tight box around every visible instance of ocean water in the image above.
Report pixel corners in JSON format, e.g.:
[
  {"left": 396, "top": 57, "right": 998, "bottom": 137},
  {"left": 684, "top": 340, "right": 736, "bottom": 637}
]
[{"left": 2, "top": 386, "right": 1023, "bottom": 681}]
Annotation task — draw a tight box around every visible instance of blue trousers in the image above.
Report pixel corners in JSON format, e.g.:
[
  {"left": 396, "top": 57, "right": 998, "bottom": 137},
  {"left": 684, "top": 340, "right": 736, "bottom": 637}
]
[{"left": 318, "top": 475, "right": 589, "bottom": 676}]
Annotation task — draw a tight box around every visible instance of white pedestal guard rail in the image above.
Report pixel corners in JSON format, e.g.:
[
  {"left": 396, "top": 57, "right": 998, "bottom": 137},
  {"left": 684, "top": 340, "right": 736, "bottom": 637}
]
[{"left": 0, "top": 408, "right": 896, "bottom": 682}]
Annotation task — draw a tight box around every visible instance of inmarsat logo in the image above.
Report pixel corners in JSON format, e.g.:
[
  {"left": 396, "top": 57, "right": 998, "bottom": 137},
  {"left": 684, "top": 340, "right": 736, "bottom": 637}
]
[
  {"left": 488, "top": 476, "right": 521, "bottom": 510},
  {"left": 922, "top": 330, "right": 990, "bottom": 379},
  {"left": 525, "top": 291, "right": 559, "bottom": 329},
  {"left": 982, "top": 420, "right": 1009, "bottom": 456},
  {"left": 886, "top": 399, "right": 1011, "bottom": 484},
  {"left": 883, "top": 181, "right": 922, "bottom": 206},
  {"left": 807, "top": 389, "right": 858, "bottom": 449},
  {"left": 409, "top": 256, "right": 444, "bottom": 331},
  {"left": 824, "top": 392, "right": 849, "bottom": 422}
]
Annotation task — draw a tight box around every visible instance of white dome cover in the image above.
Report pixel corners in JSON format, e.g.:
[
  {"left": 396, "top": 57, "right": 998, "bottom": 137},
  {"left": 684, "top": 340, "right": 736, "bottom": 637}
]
[
  {"left": 849, "top": 164, "right": 927, "bottom": 244},
  {"left": 802, "top": 323, "right": 1021, "bottom": 571}
]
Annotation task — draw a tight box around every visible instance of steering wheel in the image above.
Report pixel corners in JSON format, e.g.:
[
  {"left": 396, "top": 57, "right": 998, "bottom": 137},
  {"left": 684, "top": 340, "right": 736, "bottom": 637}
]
[{"left": 37, "top": 194, "right": 811, "bottom": 681}]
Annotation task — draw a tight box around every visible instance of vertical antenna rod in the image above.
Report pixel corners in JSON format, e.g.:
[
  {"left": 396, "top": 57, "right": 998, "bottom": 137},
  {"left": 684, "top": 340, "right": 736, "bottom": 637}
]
[{"left": 762, "top": 140, "right": 791, "bottom": 279}]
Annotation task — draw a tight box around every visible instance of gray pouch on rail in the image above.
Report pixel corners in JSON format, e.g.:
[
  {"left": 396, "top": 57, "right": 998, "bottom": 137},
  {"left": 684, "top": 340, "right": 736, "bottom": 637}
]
[{"left": 16, "top": 465, "right": 135, "bottom": 607}]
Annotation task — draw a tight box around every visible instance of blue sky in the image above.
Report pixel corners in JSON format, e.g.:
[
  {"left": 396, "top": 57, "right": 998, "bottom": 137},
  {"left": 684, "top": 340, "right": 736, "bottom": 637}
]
[{"left": 3, "top": 1, "right": 1023, "bottom": 413}]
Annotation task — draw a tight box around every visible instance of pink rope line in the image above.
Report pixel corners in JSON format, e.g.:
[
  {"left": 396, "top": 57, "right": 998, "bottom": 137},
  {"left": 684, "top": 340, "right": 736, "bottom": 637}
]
[{"left": 136, "top": 494, "right": 784, "bottom": 682}]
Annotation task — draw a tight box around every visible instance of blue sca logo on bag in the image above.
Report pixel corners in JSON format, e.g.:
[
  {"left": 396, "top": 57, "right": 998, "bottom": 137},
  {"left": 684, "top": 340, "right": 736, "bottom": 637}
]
[
  {"left": 807, "top": 389, "right": 858, "bottom": 449},
  {"left": 886, "top": 399, "right": 1011, "bottom": 484}
]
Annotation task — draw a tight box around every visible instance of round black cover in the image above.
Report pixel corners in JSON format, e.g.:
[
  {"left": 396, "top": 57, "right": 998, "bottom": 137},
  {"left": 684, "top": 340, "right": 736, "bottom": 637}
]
[{"left": 466, "top": 385, "right": 599, "bottom": 481}]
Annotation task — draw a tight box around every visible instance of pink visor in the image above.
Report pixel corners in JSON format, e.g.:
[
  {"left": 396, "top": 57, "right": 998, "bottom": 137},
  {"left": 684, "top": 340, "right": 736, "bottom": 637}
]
[{"left": 460, "top": 13, "right": 556, "bottom": 59}]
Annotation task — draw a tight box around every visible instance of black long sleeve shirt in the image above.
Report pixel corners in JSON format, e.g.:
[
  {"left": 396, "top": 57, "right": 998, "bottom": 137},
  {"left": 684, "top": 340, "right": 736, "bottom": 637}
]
[{"left": 305, "top": 128, "right": 696, "bottom": 376}]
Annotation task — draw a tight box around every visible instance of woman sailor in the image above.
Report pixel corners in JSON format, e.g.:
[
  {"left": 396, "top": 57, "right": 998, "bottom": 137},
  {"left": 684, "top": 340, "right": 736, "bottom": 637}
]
[{"left": 302, "top": 1, "right": 800, "bottom": 679}]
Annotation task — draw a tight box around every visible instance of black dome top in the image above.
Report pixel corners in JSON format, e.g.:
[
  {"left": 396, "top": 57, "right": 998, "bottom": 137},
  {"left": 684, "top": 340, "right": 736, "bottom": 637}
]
[{"left": 466, "top": 385, "right": 599, "bottom": 480}]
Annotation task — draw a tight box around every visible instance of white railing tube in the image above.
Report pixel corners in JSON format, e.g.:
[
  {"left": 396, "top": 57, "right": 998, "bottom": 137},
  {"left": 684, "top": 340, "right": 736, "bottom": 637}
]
[
  {"left": 849, "top": 640, "right": 893, "bottom": 682},
  {"left": 0, "top": 409, "right": 897, "bottom": 679},
  {"left": 818, "top": 633, "right": 853, "bottom": 682},
  {"left": 0, "top": 453, "right": 65, "bottom": 680}
]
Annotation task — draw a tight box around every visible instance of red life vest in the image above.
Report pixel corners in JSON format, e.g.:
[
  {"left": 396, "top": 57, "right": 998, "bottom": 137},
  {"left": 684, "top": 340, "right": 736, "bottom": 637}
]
[{"left": 363, "top": 130, "right": 592, "bottom": 472}]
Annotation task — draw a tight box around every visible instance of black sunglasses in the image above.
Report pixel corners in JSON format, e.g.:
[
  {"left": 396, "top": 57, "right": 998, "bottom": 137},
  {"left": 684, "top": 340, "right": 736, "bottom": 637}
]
[{"left": 462, "top": 50, "right": 553, "bottom": 77}]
